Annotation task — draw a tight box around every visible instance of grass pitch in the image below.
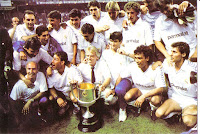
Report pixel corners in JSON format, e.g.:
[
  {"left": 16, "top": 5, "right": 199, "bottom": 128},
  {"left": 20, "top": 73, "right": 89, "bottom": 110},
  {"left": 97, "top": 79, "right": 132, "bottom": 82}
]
[{"left": 28, "top": 102, "right": 186, "bottom": 134}]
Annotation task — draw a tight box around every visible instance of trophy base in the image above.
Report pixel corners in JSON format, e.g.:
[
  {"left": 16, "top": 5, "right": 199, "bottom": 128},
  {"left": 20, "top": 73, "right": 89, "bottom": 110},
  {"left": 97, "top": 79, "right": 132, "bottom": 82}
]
[{"left": 78, "top": 114, "right": 101, "bottom": 132}]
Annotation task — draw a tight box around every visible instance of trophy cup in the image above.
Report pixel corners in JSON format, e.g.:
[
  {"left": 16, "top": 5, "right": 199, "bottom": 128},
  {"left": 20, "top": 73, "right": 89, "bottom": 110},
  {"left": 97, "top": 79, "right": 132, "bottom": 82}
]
[{"left": 71, "top": 83, "right": 102, "bottom": 132}]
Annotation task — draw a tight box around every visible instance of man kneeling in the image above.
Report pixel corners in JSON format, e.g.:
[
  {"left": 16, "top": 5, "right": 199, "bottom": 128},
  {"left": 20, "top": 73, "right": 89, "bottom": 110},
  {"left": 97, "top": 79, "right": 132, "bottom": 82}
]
[
  {"left": 10, "top": 61, "right": 48, "bottom": 129},
  {"left": 115, "top": 45, "right": 166, "bottom": 122}
]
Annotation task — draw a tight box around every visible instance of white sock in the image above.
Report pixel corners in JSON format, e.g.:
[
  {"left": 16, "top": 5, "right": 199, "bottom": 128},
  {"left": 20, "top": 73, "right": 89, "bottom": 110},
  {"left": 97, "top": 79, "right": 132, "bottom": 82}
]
[
  {"left": 149, "top": 102, "right": 158, "bottom": 111},
  {"left": 163, "top": 112, "right": 180, "bottom": 119}
]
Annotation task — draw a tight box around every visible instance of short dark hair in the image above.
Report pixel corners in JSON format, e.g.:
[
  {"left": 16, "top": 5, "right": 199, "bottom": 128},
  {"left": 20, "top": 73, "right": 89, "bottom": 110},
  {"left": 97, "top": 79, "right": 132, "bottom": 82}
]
[
  {"left": 88, "top": 0, "right": 101, "bottom": 9},
  {"left": 171, "top": 42, "right": 190, "bottom": 60},
  {"left": 24, "top": 37, "right": 41, "bottom": 51},
  {"left": 81, "top": 23, "right": 94, "bottom": 34},
  {"left": 124, "top": 2, "right": 141, "bottom": 13},
  {"left": 54, "top": 51, "right": 70, "bottom": 65},
  {"left": 36, "top": 25, "right": 48, "bottom": 36},
  {"left": 23, "top": 10, "right": 35, "bottom": 19},
  {"left": 69, "top": 8, "right": 82, "bottom": 18},
  {"left": 153, "top": 0, "right": 172, "bottom": 12},
  {"left": 110, "top": 32, "right": 123, "bottom": 42},
  {"left": 134, "top": 45, "right": 153, "bottom": 65},
  {"left": 47, "top": 10, "right": 61, "bottom": 20}
]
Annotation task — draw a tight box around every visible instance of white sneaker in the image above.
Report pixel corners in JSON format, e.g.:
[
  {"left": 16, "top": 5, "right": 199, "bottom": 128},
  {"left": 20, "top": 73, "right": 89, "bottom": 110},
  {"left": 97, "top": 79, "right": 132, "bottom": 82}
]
[{"left": 119, "top": 108, "right": 127, "bottom": 122}]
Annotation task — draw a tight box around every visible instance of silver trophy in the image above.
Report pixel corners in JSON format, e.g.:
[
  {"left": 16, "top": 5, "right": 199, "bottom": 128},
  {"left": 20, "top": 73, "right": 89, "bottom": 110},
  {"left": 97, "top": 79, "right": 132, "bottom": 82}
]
[{"left": 71, "top": 83, "right": 102, "bottom": 132}]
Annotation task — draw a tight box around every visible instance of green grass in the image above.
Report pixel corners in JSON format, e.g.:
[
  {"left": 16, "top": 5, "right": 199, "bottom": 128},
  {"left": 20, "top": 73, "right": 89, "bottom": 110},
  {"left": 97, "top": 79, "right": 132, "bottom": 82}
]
[{"left": 29, "top": 103, "right": 186, "bottom": 134}]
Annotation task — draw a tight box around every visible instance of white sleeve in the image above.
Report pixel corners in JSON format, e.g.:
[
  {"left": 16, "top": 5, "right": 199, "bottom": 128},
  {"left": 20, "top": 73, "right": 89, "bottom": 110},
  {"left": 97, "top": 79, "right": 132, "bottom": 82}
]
[
  {"left": 68, "top": 66, "right": 83, "bottom": 84},
  {"left": 162, "top": 59, "right": 169, "bottom": 74},
  {"left": 120, "top": 64, "right": 132, "bottom": 78},
  {"left": 12, "top": 51, "right": 21, "bottom": 71},
  {"left": 144, "top": 22, "right": 154, "bottom": 46},
  {"left": 16, "top": 25, "right": 26, "bottom": 41},
  {"left": 10, "top": 81, "right": 22, "bottom": 100},
  {"left": 47, "top": 76, "right": 54, "bottom": 89},
  {"left": 37, "top": 72, "right": 48, "bottom": 92},
  {"left": 154, "top": 18, "right": 162, "bottom": 41},
  {"left": 40, "top": 48, "right": 53, "bottom": 65},
  {"left": 101, "top": 60, "right": 111, "bottom": 80},
  {"left": 70, "top": 28, "right": 78, "bottom": 45},
  {"left": 155, "top": 68, "right": 166, "bottom": 88}
]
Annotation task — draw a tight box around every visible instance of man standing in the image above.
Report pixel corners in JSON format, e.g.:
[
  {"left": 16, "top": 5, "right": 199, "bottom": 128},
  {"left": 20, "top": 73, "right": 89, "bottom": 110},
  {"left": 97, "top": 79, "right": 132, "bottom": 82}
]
[
  {"left": 67, "top": 8, "right": 85, "bottom": 64},
  {"left": 16, "top": 10, "right": 38, "bottom": 41},
  {"left": 47, "top": 10, "right": 78, "bottom": 65},
  {"left": 8, "top": 17, "right": 20, "bottom": 43},
  {"left": 82, "top": 0, "right": 107, "bottom": 30},
  {"left": 119, "top": 2, "right": 154, "bottom": 63},
  {"left": 80, "top": 23, "right": 106, "bottom": 62},
  {"left": 97, "top": 1, "right": 126, "bottom": 43},
  {"left": 155, "top": 42, "right": 197, "bottom": 128},
  {"left": 10, "top": 61, "right": 48, "bottom": 130},
  {"left": 36, "top": 25, "right": 62, "bottom": 56}
]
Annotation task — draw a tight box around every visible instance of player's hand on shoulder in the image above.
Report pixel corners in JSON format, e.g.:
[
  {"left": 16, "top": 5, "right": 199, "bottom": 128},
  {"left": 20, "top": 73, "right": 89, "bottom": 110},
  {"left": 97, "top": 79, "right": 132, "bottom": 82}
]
[
  {"left": 152, "top": 61, "right": 163, "bottom": 70},
  {"left": 140, "top": 5, "right": 148, "bottom": 14},
  {"left": 46, "top": 66, "right": 53, "bottom": 77},
  {"left": 60, "top": 22, "right": 67, "bottom": 29},
  {"left": 122, "top": 20, "right": 128, "bottom": 28},
  {"left": 178, "top": 1, "right": 189, "bottom": 16},
  {"left": 23, "top": 78, "right": 35, "bottom": 88},
  {"left": 117, "top": 48, "right": 126, "bottom": 56}
]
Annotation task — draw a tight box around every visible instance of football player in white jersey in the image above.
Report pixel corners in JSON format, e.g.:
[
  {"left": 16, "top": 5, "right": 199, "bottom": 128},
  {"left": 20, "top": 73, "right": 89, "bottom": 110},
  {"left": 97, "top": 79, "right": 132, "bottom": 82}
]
[
  {"left": 82, "top": 0, "right": 107, "bottom": 30},
  {"left": 15, "top": 10, "right": 38, "bottom": 42},
  {"left": 13, "top": 37, "right": 53, "bottom": 88},
  {"left": 153, "top": 0, "right": 197, "bottom": 64},
  {"left": 119, "top": 1, "right": 154, "bottom": 63},
  {"left": 115, "top": 45, "right": 166, "bottom": 122},
  {"left": 155, "top": 42, "right": 197, "bottom": 128},
  {"left": 66, "top": 8, "right": 85, "bottom": 64},
  {"left": 10, "top": 61, "right": 48, "bottom": 129},
  {"left": 47, "top": 10, "right": 78, "bottom": 65},
  {"left": 47, "top": 51, "right": 83, "bottom": 116},
  {"left": 80, "top": 23, "right": 106, "bottom": 62},
  {"left": 97, "top": 1, "right": 126, "bottom": 44}
]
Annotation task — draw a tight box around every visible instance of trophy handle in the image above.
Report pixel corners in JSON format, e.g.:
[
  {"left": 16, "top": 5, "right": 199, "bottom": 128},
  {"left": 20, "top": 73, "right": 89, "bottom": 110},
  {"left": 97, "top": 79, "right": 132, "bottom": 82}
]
[{"left": 70, "top": 83, "right": 101, "bottom": 105}]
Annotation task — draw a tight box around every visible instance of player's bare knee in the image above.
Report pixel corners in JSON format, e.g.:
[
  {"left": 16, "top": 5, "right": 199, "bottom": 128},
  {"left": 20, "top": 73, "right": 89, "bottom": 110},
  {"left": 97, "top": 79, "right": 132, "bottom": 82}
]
[
  {"left": 124, "top": 93, "right": 132, "bottom": 101},
  {"left": 150, "top": 96, "right": 161, "bottom": 106},
  {"left": 155, "top": 108, "right": 164, "bottom": 118}
]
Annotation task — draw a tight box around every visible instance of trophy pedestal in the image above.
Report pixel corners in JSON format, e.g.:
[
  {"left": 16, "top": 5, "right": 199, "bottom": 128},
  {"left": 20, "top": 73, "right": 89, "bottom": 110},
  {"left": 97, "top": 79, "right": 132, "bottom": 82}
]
[
  {"left": 78, "top": 112, "right": 101, "bottom": 132},
  {"left": 70, "top": 83, "right": 102, "bottom": 132}
]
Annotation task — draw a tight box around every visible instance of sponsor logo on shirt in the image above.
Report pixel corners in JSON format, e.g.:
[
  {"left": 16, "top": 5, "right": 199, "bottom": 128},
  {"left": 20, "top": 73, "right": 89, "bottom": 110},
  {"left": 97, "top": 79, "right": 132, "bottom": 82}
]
[
  {"left": 171, "top": 83, "right": 187, "bottom": 91},
  {"left": 59, "top": 42, "right": 67, "bottom": 45},
  {"left": 126, "top": 39, "right": 139, "bottom": 43},
  {"left": 167, "top": 31, "right": 188, "bottom": 40},
  {"left": 135, "top": 83, "right": 154, "bottom": 88}
]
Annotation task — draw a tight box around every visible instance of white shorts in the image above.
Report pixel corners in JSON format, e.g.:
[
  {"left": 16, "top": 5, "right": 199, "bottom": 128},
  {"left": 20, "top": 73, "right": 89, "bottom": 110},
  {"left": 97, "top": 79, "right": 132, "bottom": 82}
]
[{"left": 168, "top": 92, "right": 197, "bottom": 109}]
